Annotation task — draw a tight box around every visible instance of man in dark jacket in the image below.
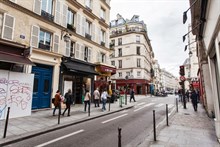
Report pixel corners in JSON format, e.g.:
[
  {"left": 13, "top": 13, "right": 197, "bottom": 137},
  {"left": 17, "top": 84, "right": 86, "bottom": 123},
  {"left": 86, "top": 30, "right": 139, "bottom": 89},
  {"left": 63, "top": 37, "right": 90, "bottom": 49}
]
[
  {"left": 130, "top": 89, "right": 136, "bottom": 102},
  {"left": 190, "top": 90, "right": 198, "bottom": 111},
  {"left": 62, "top": 89, "right": 73, "bottom": 116}
]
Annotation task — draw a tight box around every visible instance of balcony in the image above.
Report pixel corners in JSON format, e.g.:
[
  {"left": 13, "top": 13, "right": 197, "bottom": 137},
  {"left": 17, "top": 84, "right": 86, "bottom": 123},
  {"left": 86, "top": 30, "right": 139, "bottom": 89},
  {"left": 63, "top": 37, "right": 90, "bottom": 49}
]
[
  {"left": 101, "top": 41, "right": 105, "bottom": 47},
  {"left": 67, "top": 24, "right": 76, "bottom": 33},
  {"left": 109, "top": 42, "right": 115, "bottom": 49},
  {"left": 85, "top": 33, "right": 92, "bottom": 40},
  {"left": 85, "top": 6, "right": 92, "bottom": 12},
  {"left": 100, "top": 17, "right": 106, "bottom": 23},
  {"left": 39, "top": 43, "right": 51, "bottom": 51},
  {"left": 41, "top": 10, "right": 54, "bottom": 22}
]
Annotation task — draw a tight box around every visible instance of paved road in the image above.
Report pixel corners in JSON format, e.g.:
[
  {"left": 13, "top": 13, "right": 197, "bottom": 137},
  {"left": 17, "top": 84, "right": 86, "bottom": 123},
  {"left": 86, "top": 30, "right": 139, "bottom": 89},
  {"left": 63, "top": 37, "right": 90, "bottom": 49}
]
[{"left": 5, "top": 95, "right": 176, "bottom": 147}]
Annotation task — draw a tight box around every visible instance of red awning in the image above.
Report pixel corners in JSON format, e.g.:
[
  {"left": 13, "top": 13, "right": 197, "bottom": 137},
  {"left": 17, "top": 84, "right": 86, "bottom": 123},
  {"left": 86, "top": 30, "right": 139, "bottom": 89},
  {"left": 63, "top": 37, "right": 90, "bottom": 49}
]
[
  {"left": 0, "top": 51, "right": 35, "bottom": 65},
  {"left": 96, "top": 64, "right": 116, "bottom": 75},
  {"left": 192, "top": 82, "right": 199, "bottom": 88}
]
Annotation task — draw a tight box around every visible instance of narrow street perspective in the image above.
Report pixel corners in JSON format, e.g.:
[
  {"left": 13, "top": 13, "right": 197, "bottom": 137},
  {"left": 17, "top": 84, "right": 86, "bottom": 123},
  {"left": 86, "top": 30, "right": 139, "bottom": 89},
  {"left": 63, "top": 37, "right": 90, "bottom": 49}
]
[{"left": 0, "top": 0, "right": 219, "bottom": 147}]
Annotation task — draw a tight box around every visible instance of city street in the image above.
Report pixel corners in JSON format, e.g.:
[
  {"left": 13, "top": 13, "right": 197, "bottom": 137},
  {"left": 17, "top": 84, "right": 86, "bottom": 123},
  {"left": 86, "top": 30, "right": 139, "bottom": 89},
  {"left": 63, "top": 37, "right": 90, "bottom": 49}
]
[{"left": 5, "top": 96, "right": 176, "bottom": 147}]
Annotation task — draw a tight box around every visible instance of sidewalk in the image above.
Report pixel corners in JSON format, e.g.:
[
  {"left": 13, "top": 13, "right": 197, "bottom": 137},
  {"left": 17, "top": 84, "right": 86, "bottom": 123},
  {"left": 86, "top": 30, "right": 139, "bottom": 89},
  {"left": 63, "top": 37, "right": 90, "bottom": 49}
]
[
  {"left": 0, "top": 95, "right": 147, "bottom": 146},
  {"left": 141, "top": 101, "right": 220, "bottom": 147}
]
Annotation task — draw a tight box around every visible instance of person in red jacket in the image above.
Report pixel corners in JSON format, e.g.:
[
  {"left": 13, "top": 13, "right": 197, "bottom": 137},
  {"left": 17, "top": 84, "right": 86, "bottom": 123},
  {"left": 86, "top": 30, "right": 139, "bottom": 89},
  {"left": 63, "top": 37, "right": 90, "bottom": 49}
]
[{"left": 53, "top": 90, "right": 61, "bottom": 116}]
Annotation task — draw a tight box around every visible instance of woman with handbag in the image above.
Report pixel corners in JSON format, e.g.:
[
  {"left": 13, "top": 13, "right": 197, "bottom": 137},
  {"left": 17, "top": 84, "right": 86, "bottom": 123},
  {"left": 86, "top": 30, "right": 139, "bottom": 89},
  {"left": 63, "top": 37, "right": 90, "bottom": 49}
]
[
  {"left": 53, "top": 90, "right": 61, "bottom": 116},
  {"left": 84, "top": 89, "right": 91, "bottom": 112}
]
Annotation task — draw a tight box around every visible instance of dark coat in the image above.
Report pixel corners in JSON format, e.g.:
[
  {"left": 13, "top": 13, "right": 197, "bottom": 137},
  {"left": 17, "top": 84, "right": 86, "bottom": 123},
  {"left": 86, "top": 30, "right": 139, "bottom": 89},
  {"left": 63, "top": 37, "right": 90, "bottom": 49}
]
[
  {"left": 64, "top": 92, "right": 73, "bottom": 104},
  {"left": 191, "top": 91, "right": 198, "bottom": 104}
]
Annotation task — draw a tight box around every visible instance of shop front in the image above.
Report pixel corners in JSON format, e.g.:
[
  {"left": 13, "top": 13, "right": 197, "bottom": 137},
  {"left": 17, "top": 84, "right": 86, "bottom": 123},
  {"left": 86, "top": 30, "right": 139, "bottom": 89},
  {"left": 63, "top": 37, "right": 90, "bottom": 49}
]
[
  {"left": 61, "top": 58, "right": 98, "bottom": 104},
  {"left": 94, "top": 63, "right": 116, "bottom": 95}
]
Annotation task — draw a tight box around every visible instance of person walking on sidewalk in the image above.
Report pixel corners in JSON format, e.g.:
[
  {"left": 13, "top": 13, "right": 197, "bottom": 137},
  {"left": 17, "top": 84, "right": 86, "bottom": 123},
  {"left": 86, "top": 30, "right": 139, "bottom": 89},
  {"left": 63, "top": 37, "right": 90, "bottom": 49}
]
[
  {"left": 53, "top": 90, "right": 61, "bottom": 116},
  {"left": 84, "top": 89, "right": 91, "bottom": 112},
  {"left": 190, "top": 90, "right": 198, "bottom": 111},
  {"left": 101, "top": 89, "right": 108, "bottom": 111},
  {"left": 130, "top": 89, "right": 136, "bottom": 102},
  {"left": 62, "top": 89, "right": 73, "bottom": 116},
  {"left": 93, "top": 87, "right": 100, "bottom": 107}
]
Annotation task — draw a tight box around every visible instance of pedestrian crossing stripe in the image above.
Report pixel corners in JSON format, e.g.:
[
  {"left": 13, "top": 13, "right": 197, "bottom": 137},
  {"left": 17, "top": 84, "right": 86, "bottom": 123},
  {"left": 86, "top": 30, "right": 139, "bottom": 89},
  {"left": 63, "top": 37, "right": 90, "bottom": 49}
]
[{"left": 155, "top": 104, "right": 164, "bottom": 107}]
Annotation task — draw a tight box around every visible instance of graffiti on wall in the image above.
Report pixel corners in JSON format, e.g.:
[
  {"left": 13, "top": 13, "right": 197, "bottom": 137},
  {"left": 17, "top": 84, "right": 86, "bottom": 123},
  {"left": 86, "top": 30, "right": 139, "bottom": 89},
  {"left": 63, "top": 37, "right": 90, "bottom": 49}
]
[{"left": 0, "top": 70, "right": 34, "bottom": 120}]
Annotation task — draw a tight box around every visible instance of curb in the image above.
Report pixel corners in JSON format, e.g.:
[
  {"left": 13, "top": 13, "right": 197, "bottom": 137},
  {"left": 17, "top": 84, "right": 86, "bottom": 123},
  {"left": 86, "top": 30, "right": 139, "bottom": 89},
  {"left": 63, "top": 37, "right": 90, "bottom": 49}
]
[{"left": 0, "top": 105, "right": 134, "bottom": 146}]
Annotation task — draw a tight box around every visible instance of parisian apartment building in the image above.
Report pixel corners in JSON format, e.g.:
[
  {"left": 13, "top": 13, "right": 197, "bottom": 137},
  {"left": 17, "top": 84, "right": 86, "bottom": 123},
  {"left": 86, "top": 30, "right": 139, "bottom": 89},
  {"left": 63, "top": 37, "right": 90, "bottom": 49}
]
[
  {"left": 0, "top": 0, "right": 116, "bottom": 111},
  {"left": 109, "top": 14, "right": 154, "bottom": 95}
]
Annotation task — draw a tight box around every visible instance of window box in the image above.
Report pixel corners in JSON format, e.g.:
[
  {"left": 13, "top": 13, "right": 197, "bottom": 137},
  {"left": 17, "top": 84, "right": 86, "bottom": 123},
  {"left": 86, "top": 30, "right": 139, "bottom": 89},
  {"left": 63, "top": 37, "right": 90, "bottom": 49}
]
[
  {"left": 101, "top": 41, "right": 105, "bottom": 47},
  {"left": 85, "top": 33, "right": 92, "bottom": 40},
  {"left": 41, "top": 10, "right": 54, "bottom": 22},
  {"left": 39, "top": 43, "right": 50, "bottom": 51},
  {"left": 67, "top": 24, "right": 76, "bottom": 33}
]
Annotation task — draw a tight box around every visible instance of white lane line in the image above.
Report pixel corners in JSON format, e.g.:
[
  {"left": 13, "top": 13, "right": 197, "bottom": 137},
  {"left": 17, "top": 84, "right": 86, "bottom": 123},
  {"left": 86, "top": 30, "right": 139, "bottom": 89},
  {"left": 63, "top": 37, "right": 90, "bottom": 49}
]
[
  {"left": 35, "top": 129, "right": 84, "bottom": 147},
  {"left": 134, "top": 103, "right": 154, "bottom": 112},
  {"left": 137, "top": 102, "right": 145, "bottom": 106},
  {"left": 102, "top": 114, "right": 128, "bottom": 124},
  {"left": 155, "top": 104, "right": 164, "bottom": 107}
]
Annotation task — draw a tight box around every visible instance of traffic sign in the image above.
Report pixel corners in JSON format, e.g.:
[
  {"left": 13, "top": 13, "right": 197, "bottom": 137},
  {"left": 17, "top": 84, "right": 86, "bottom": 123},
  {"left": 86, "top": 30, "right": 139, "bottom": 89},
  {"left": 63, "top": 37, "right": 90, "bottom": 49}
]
[{"left": 180, "top": 76, "right": 186, "bottom": 81}]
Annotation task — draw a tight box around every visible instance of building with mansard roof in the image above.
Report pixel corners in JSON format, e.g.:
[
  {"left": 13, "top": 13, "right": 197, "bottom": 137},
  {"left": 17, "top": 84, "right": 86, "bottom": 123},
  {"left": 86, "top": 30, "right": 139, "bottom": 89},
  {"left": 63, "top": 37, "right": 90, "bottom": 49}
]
[{"left": 109, "top": 14, "right": 154, "bottom": 95}]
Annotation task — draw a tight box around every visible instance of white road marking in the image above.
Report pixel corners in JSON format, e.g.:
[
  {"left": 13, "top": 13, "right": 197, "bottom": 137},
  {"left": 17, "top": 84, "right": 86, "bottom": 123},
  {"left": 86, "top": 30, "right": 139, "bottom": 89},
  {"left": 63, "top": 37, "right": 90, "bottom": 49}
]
[
  {"left": 168, "top": 104, "right": 174, "bottom": 108},
  {"left": 102, "top": 114, "right": 128, "bottom": 124},
  {"left": 155, "top": 104, "right": 164, "bottom": 107},
  {"left": 134, "top": 103, "right": 154, "bottom": 112},
  {"left": 35, "top": 129, "right": 84, "bottom": 147},
  {"left": 137, "top": 102, "right": 145, "bottom": 106}
]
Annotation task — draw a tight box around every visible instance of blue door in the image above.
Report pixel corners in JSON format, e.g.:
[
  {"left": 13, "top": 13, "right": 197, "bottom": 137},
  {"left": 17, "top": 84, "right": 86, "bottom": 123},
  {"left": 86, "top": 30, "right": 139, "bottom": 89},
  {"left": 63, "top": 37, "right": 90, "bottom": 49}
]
[{"left": 32, "top": 65, "right": 53, "bottom": 109}]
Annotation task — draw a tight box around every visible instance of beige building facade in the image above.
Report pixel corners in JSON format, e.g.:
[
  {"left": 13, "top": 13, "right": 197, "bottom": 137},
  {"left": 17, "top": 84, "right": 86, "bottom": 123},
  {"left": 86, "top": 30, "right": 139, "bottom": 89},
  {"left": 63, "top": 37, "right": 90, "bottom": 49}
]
[{"left": 0, "top": 0, "right": 114, "bottom": 109}]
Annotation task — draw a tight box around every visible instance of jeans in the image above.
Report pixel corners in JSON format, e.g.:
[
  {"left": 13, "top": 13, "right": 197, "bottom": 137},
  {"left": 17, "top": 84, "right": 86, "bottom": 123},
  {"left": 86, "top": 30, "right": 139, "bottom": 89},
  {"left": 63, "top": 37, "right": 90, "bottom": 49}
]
[
  {"left": 53, "top": 105, "right": 61, "bottom": 115},
  {"left": 94, "top": 99, "right": 100, "bottom": 107},
  {"left": 84, "top": 100, "right": 90, "bottom": 111},
  {"left": 102, "top": 99, "right": 107, "bottom": 111}
]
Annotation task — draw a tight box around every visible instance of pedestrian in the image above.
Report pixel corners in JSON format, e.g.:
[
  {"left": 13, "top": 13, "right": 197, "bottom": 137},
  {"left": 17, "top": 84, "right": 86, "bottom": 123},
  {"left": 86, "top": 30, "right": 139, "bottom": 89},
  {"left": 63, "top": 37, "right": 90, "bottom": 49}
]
[
  {"left": 130, "top": 89, "right": 136, "bottom": 102},
  {"left": 186, "top": 90, "right": 190, "bottom": 102},
  {"left": 101, "top": 88, "right": 108, "bottom": 111},
  {"left": 53, "top": 90, "right": 61, "bottom": 116},
  {"left": 82, "top": 84, "right": 86, "bottom": 104},
  {"left": 93, "top": 87, "right": 100, "bottom": 107},
  {"left": 62, "top": 89, "right": 73, "bottom": 116},
  {"left": 178, "top": 89, "right": 183, "bottom": 102},
  {"left": 190, "top": 90, "right": 198, "bottom": 111},
  {"left": 84, "top": 89, "right": 91, "bottom": 112}
]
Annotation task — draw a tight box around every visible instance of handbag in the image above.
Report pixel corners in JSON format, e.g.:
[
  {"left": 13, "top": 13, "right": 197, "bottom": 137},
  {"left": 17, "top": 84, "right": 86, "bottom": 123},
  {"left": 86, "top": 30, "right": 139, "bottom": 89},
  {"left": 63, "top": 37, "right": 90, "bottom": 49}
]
[{"left": 52, "top": 98, "right": 55, "bottom": 104}]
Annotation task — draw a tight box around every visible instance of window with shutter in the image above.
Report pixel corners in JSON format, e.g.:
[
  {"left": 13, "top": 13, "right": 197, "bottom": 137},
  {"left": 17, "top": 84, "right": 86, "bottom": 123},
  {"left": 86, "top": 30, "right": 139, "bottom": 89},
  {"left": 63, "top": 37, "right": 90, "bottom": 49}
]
[
  {"left": 70, "top": 41, "right": 75, "bottom": 57},
  {"left": 0, "top": 13, "right": 3, "bottom": 37},
  {"left": 2, "top": 13, "right": 15, "bottom": 41},
  {"left": 54, "top": 0, "right": 61, "bottom": 25},
  {"left": 88, "top": 48, "right": 91, "bottom": 62},
  {"left": 53, "top": 34, "right": 59, "bottom": 53},
  {"left": 67, "top": 9, "right": 76, "bottom": 32},
  {"left": 97, "top": 52, "right": 101, "bottom": 62},
  {"left": 76, "top": 13, "right": 81, "bottom": 35},
  {"left": 65, "top": 40, "right": 70, "bottom": 57},
  {"left": 92, "top": 23, "right": 95, "bottom": 41},
  {"left": 62, "top": 3, "right": 68, "bottom": 27},
  {"left": 31, "top": 25, "right": 39, "bottom": 48},
  {"left": 81, "top": 16, "right": 86, "bottom": 37},
  {"left": 39, "top": 29, "right": 52, "bottom": 51},
  {"left": 105, "top": 32, "right": 109, "bottom": 48},
  {"left": 33, "top": 0, "right": 41, "bottom": 15},
  {"left": 75, "top": 43, "right": 80, "bottom": 59},
  {"left": 80, "top": 44, "right": 85, "bottom": 60}
]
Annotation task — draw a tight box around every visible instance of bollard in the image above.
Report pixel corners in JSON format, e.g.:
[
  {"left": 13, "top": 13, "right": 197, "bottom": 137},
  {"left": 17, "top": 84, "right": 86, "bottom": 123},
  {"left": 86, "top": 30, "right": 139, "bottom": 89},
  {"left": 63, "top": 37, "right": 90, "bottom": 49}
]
[
  {"left": 166, "top": 104, "right": 169, "bottom": 126},
  {"left": 88, "top": 101, "right": 90, "bottom": 117},
  {"left": 58, "top": 103, "right": 61, "bottom": 124},
  {"left": 118, "top": 127, "right": 122, "bottom": 147},
  {"left": 153, "top": 110, "right": 156, "bottom": 141},
  {"left": 109, "top": 98, "right": 111, "bottom": 111},
  {"left": 176, "top": 98, "right": 178, "bottom": 112},
  {"left": 3, "top": 107, "right": 10, "bottom": 138}
]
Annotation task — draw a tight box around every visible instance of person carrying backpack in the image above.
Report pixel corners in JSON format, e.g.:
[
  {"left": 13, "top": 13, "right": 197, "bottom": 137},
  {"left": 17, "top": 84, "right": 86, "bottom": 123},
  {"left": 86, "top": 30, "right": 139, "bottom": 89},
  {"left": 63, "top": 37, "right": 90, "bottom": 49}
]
[{"left": 62, "top": 89, "right": 73, "bottom": 116}]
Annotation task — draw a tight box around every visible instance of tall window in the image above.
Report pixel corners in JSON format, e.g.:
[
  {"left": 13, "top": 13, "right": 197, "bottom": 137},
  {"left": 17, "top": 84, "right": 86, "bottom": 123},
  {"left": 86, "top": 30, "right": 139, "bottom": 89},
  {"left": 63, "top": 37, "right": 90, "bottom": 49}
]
[
  {"left": 101, "top": 29, "right": 105, "bottom": 45},
  {"left": 67, "top": 9, "right": 75, "bottom": 30},
  {"left": 118, "top": 38, "right": 122, "bottom": 45},
  {"left": 118, "top": 48, "right": 122, "bottom": 57},
  {"left": 0, "top": 13, "right": 3, "bottom": 37},
  {"left": 137, "top": 58, "right": 141, "bottom": 67},
  {"left": 39, "top": 29, "right": 51, "bottom": 50},
  {"left": 137, "top": 46, "right": 140, "bottom": 55},
  {"left": 100, "top": 7, "right": 106, "bottom": 20},
  {"left": 84, "top": 46, "right": 89, "bottom": 61},
  {"left": 126, "top": 72, "right": 130, "bottom": 76},
  {"left": 111, "top": 61, "right": 115, "bottom": 66},
  {"left": 70, "top": 41, "right": 75, "bottom": 57},
  {"left": 136, "top": 35, "right": 140, "bottom": 43},
  {"left": 85, "top": 20, "right": 92, "bottom": 35},
  {"left": 41, "top": 0, "right": 53, "bottom": 14},
  {"left": 119, "top": 72, "right": 122, "bottom": 77},
  {"left": 101, "top": 53, "right": 106, "bottom": 63},
  {"left": 118, "top": 60, "right": 122, "bottom": 68},
  {"left": 137, "top": 71, "right": 141, "bottom": 76}
]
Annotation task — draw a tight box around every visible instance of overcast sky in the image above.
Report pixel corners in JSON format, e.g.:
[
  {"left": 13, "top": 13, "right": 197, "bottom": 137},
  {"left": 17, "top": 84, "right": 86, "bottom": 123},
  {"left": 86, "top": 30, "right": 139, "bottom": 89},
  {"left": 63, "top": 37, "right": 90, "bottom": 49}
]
[{"left": 110, "top": 0, "right": 191, "bottom": 77}]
